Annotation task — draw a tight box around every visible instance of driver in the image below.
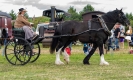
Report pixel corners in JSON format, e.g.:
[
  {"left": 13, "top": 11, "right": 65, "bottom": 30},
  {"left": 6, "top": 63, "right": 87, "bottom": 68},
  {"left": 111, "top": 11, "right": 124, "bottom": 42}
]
[{"left": 14, "top": 8, "right": 38, "bottom": 41}]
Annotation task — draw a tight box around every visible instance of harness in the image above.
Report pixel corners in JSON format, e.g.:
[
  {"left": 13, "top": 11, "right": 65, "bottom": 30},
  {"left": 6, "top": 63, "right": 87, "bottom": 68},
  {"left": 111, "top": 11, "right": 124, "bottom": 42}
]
[
  {"left": 58, "top": 17, "right": 112, "bottom": 38},
  {"left": 98, "top": 15, "right": 111, "bottom": 36},
  {"left": 88, "top": 15, "right": 111, "bottom": 36}
]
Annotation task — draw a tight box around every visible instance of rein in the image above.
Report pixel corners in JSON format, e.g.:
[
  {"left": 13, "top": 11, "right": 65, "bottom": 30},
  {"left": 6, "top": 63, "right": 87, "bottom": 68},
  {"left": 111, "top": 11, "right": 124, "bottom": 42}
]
[
  {"left": 44, "top": 28, "right": 105, "bottom": 38},
  {"left": 87, "top": 19, "right": 115, "bottom": 24}
]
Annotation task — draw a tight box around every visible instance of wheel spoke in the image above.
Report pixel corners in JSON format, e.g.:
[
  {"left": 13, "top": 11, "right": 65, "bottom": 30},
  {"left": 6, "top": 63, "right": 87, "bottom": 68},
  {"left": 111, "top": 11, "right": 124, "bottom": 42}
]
[
  {"left": 9, "top": 55, "right": 16, "bottom": 61},
  {"left": 5, "top": 38, "right": 32, "bottom": 65},
  {"left": 30, "top": 43, "right": 40, "bottom": 63},
  {"left": 14, "top": 58, "right": 17, "bottom": 65},
  {"left": 9, "top": 42, "right": 15, "bottom": 47}
]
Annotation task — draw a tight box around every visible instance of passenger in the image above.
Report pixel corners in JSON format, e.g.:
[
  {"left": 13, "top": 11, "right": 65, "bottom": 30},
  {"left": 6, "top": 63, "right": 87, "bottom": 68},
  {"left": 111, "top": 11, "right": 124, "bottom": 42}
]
[{"left": 14, "top": 8, "right": 38, "bottom": 41}]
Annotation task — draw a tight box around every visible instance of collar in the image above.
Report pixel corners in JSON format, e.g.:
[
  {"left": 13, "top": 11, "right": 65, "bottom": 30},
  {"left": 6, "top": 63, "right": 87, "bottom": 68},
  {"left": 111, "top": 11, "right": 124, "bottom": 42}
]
[{"left": 98, "top": 15, "right": 111, "bottom": 36}]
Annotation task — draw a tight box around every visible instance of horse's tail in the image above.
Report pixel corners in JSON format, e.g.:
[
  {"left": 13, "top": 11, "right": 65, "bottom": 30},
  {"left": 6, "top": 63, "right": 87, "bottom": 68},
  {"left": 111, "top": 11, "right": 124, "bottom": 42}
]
[{"left": 50, "top": 31, "right": 59, "bottom": 54}]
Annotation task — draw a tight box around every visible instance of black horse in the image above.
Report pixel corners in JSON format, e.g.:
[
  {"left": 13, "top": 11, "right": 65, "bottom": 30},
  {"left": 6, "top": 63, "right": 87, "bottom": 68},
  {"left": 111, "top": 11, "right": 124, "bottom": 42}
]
[{"left": 50, "top": 9, "right": 130, "bottom": 65}]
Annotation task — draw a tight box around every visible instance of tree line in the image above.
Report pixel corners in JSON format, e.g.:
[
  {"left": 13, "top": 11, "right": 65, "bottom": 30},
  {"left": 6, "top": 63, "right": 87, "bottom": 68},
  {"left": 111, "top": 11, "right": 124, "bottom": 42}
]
[
  {"left": 8, "top": 4, "right": 133, "bottom": 28},
  {"left": 64, "top": 4, "right": 94, "bottom": 21}
]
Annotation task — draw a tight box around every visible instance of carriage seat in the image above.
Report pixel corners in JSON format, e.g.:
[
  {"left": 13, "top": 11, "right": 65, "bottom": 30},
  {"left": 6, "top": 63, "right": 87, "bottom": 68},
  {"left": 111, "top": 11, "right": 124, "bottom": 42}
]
[
  {"left": 12, "top": 28, "right": 25, "bottom": 38},
  {"left": 12, "top": 28, "right": 41, "bottom": 44}
]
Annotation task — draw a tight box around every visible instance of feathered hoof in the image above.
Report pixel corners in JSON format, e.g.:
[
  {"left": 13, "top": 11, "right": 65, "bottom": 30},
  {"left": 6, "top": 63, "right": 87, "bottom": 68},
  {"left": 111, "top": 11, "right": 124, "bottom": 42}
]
[
  {"left": 64, "top": 59, "right": 69, "bottom": 64},
  {"left": 100, "top": 61, "right": 109, "bottom": 65},
  {"left": 55, "top": 61, "right": 64, "bottom": 65},
  {"left": 64, "top": 56, "right": 70, "bottom": 64}
]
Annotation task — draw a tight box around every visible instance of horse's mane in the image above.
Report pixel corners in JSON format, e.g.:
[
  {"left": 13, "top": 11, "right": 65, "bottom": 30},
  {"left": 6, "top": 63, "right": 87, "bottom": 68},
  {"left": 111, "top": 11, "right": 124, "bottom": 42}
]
[
  {"left": 103, "top": 10, "right": 118, "bottom": 19},
  {"left": 84, "top": 10, "right": 120, "bottom": 22}
]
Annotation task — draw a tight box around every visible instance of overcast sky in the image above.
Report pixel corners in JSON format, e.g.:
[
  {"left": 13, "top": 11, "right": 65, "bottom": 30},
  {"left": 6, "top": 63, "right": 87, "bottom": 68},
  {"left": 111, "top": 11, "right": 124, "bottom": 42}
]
[{"left": 0, "top": 0, "right": 132, "bottom": 17}]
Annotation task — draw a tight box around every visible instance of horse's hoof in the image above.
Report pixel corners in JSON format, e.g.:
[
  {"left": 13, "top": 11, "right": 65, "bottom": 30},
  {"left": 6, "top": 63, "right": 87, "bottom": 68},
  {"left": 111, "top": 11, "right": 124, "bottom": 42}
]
[
  {"left": 100, "top": 61, "right": 109, "bottom": 65},
  {"left": 83, "top": 61, "right": 90, "bottom": 65},
  {"left": 55, "top": 61, "right": 64, "bottom": 65},
  {"left": 64, "top": 59, "right": 69, "bottom": 64},
  {"left": 84, "top": 63, "right": 90, "bottom": 65},
  {"left": 63, "top": 53, "right": 70, "bottom": 64}
]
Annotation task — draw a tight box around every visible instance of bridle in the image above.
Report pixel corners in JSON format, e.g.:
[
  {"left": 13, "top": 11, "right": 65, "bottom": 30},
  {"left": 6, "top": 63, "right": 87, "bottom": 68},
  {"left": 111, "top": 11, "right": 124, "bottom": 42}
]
[{"left": 118, "top": 12, "right": 129, "bottom": 26}]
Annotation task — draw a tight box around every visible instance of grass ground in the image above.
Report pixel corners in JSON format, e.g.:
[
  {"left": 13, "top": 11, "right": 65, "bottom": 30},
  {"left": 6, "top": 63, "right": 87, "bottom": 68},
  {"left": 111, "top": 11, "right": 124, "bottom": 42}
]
[{"left": 0, "top": 42, "right": 133, "bottom": 80}]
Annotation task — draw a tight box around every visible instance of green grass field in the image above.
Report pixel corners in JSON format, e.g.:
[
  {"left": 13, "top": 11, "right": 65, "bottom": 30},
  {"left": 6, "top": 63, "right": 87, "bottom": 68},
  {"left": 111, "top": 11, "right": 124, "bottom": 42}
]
[{"left": 0, "top": 43, "right": 133, "bottom": 80}]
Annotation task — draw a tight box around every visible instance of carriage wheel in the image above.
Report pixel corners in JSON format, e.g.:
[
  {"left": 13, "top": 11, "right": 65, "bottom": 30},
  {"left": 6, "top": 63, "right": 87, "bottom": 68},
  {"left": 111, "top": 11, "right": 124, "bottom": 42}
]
[
  {"left": 30, "top": 43, "right": 40, "bottom": 63},
  {"left": 14, "top": 38, "right": 32, "bottom": 65},
  {"left": 5, "top": 39, "right": 16, "bottom": 65},
  {"left": 5, "top": 38, "right": 32, "bottom": 65}
]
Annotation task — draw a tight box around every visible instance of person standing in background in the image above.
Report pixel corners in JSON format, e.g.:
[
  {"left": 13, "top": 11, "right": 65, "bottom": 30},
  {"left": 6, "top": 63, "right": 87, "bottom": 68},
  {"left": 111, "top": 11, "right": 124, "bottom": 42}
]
[
  {"left": 114, "top": 23, "right": 121, "bottom": 51},
  {"left": 83, "top": 43, "right": 92, "bottom": 55},
  {"left": 125, "top": 26, "right": 132, "bottom": 49},
  {"left": 119, "top": 25, "right": 125, "bottom": 49},
  {"left": 108, "top": 28, "right": 115, "bottom": 51}
]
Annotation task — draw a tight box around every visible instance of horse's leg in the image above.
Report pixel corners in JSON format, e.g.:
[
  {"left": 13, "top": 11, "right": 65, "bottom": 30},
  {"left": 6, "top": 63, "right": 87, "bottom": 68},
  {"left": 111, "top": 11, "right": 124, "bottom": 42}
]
[
  {"left": 55, "top": 43, "right": 64, "bottom": 65},
  {"left": 99, "top": 44, "right": 109, "bottom": 65},
  {"left": 83, "top": 43, "right": 97, "bottom": 65},
  {"left": 61, "top": 41, "right": 72, "bottom": 64}
]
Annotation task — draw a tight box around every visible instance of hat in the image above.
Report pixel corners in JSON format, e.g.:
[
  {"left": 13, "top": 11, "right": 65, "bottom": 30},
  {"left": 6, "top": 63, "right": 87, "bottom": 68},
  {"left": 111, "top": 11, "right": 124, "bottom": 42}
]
[{"left": 18, "top": 8, "right": 27, "bottom": 14}]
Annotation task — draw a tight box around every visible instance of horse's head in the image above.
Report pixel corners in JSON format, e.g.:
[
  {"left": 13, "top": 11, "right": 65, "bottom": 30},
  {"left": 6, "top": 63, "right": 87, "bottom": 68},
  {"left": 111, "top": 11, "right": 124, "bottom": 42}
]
[{"left": 115, "top": 8, "right": 130, "bottom": 26}]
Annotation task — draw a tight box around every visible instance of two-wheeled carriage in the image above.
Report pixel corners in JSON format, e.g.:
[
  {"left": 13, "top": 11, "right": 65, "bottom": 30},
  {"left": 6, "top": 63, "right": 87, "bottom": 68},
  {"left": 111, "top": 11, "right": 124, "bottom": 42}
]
[
  {"left": 4, "top": 6, "right": 69, "bottom": 65},
  {"left": 4, "top": 8, "right": 107, "bottom": 65}
]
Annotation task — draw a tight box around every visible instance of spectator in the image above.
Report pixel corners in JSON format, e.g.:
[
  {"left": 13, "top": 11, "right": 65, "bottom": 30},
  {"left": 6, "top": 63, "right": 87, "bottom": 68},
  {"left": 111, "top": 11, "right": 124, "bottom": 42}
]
[
  {"left": 125, "top": 26, "right": 132, "bottom": 49},
  {"left": 4, "top": 27, "right": 8, "bottom": 45},
  {"left": 114, "top": 23, "right": 121, "bottom": 51},
  {"left": 119, "top": 25, "right": 125, "bottom": 49},
  {"left": 108, "top": 28, "right": 115, "bottom": 51},
  {"left": 83, "top": 43, "right": 92, "bottom": 55},
  {"left": 129, "top": 34, "right": 133, "bottom": 46},
  {"left": 2, "top": 29, "right": 8, "bottom": 45},
  {"left": 119, "top": 28, "right": 125, "bottom": 49},
  {"left": 128, "top": 34, "right": 133, "bottom": 54},
  {"left": 120, "top": 25, "right": 125, "bottom": 33}
]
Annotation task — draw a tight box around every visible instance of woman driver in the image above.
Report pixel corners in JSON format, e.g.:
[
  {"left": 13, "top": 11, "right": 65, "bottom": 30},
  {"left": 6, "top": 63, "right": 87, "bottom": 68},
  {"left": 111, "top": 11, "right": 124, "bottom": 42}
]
[{"left": 14, "top": 8, "right": 38, "bottom": 41}]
